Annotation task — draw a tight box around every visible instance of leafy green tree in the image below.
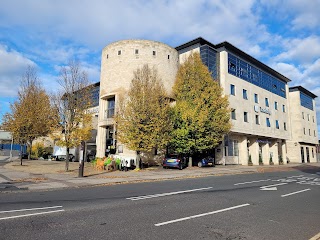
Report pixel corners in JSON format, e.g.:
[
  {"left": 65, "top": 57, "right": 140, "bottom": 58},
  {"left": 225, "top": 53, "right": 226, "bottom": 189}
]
[
  {"left": 115, "top": 64, "right": 172, "bottom": 163},
  {"left": 51, "top": 60, "right": 93, "bottom": 172},
  {"left": 2, "top": 66, "right": 56, "bottom": 165},
  {"left": 170, "top": 52, "right": 231, "bottom": 157}
]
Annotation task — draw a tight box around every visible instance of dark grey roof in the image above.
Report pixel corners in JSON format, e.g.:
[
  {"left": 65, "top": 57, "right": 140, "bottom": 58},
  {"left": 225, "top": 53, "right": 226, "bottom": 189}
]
[
  {"left": 289, "top": 86, "right": 317, "bottom": 98},
  {"left": 175, "top": 37, "right": 291, "bottom": 83}
]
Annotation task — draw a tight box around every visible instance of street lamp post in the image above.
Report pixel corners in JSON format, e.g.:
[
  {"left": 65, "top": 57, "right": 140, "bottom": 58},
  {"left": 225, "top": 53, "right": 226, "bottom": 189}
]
[
  {"left": 78, "top": 141, "right": 86, "bottom": 177},
  {"left": 9, "top": 134, "right": 13, "bottom": 161}
]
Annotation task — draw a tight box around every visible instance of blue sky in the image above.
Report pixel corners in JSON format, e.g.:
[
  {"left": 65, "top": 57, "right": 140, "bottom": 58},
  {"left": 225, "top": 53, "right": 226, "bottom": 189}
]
[{"left": 0, "top": 0, "right": 320, "bottom": 133}]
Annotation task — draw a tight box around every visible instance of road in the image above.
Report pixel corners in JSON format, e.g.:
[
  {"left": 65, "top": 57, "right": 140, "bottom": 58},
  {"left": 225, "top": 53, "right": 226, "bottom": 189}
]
[{"left": 0, "top": 168, "right": 320, "bottom": 240}]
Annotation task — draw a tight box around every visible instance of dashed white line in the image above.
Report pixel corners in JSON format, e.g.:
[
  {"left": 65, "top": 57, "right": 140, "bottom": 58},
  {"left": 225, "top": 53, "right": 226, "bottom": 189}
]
[
  {"left": 155, "top": 203, "right": 250, "bottom": 226},
  {"left": 281, "top": 189, "right": 311, "bottom": 197},
  {"left": 0, "top": 209, "right": 65, "bottom": 220},
  {"left": 260, "top": 183, "right": 288, "bottom": 189},
  {"left": 0, "top": 206, "right": 63, "bottom": 214},
  {"left": 234, "top": 179, "right": 271, "bottom": 186},
  {"left": 287, "top": 175, "right": 304, "bottom": 178},
  {"left": 127, "top": 187, "right": 213, "bottom": 201}
]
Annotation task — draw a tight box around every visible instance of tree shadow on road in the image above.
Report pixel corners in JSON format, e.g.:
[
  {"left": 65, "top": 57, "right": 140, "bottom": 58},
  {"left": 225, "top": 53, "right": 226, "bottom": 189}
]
[{"left": 290, "top": 164, "right": 320, "bottom": 175}]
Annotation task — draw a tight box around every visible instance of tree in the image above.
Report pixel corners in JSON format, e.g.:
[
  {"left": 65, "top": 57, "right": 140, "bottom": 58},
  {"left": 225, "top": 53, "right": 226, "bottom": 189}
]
[
  {"left": 2, "top": 66, "right": 56, "bottom": 165},
  {"left": 115, "top": 64, "right": 172, "bottom": 163},
  {"left": 169, "top": 52, "right": 231, "bottom": 157},
  {"left": 51, "top": 60, "right": 93, "bottom": 172}
]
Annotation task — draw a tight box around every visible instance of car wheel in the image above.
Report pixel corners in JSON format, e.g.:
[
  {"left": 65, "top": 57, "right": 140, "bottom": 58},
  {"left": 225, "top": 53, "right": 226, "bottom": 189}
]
[{"left": 198, "top": 161, "right": 203, "bottom": 168}]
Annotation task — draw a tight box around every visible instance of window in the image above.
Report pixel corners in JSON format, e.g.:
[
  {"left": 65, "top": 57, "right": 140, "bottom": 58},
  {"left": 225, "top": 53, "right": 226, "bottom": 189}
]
[
  {"left": 266, "top": 118, "right": 271, "bottom": 127},
  {"left": 307, "top": 114, "right": 310, "bottom": 121},
  {"left": 313, "top": 116, "right": 315, "bottom": 123},
  {"left": 274, "top": 101, "right": 278, "bottom": 110},
  {"left": 282, "top": 104, "right": 286, "bottom": 112},
  {"left": 106, "top": 54, "right": 109, "bottom": 59},
  {"left": 265, "top": 98, "right": 269, "bottom": 107},
  {"left": 284, "top": 122, "right": 287, "bottom": 131},
  {"left": 106, "top": 97, "right": 115, "bottom": 118},
  {"left": 153, "top": 50, "right": 156, "bottom": 56},
  {"left": 275, "top": 120, "right": 279, "bottom": 129},
  {"left": 231, "top": 109, "right": 236, "bottom": 120},
  {"left": 243, "top": 89, "right": 248, "bottom": 100},
  {"left": 118, "top": 50, "right": 121, "bottom": 55},
  {"left": 168, "top": 55, "right": 170, "bottom": 59},
  {"left": 304, "top": 128, "right": 306, "bottom": 135},
  {"left": 314, "top": 130, "right": 316, "bottom": 137},
  {"left": 244, "top": 112, "right": 248, "bottom": 122},
  {"left": 255, "top": 115, "right": 260, "bottom": 125},
  {"left": 230, "top": 84, "right": 235, "bottom": 95},
  {"left": 135, "top": 49, "right": 139, "bottom": 54},
  {"left": 309, "top": 129, "right": 311, "bottom": 136},
  {"left": 302, "top": 112, "right": 304, "bottom": 119},
  {"left": 254, "top": 93, "right": 258, "bottom": 103}
]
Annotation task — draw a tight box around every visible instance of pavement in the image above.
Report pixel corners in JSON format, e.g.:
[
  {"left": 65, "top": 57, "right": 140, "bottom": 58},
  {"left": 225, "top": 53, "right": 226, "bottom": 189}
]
[{"left": 1, "top": 155, "right": 320, "bottom": 192}]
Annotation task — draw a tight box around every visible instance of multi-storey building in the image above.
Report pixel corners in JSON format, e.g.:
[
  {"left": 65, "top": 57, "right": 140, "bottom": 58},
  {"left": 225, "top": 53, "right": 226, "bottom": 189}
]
[
  {"left": 95, "top": 37, "right": 318, "bottom": 165},
  {"left": 96, "top": 40, "right": 179, "bottom": 159},
  {"left": 287, "top": 86, "right": 318, "bottom": 163}
]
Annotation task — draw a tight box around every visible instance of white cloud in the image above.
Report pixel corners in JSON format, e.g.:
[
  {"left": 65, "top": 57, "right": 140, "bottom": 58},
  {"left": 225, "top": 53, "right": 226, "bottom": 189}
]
[
  {"left": 258, "top": 0, "right": 320, "bottom": 30},
  {"left": 0, "top": 44, "right": 35, "bottom": 97},
  {"left": 275, "top": 36, "right": 320, "bottom": 65}
]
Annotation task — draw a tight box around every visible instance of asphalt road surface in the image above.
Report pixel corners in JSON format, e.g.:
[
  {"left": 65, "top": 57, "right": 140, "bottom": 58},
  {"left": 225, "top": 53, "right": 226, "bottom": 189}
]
[{"left": 1, "top": 168, "right": 320, "bottom": 240}]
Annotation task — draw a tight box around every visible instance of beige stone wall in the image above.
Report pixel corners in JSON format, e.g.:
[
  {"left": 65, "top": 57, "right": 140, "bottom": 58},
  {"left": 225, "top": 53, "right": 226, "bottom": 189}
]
[
  {"left": 97, "top": 40, "right": 179, "bottom": 158},
  {"left": 219, "top": 51, "right": 291, "bottom": 140},
  {"left": 288, "top": 91, "right": 318, "bottom": 145},
  {"left": 177, "top": 44, "right": 200, "bottom": 64}
]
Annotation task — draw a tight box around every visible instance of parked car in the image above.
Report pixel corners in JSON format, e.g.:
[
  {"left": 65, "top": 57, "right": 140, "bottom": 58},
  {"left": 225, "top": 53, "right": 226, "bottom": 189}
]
[
  {"left": 162, "top": 154, "right": 186, "bottom": 170},
  {"left": 86, "top": 150, "right": 96, "bottom": 162},
  {"left": 52, "top": 154, "right": 75, "bottom": 161},
  {"left": 197, "top": 156, "right": 215, "bottom": 167}
]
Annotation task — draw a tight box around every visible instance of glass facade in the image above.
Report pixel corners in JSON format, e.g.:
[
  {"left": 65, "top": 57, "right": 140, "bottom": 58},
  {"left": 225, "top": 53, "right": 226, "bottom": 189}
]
[
  {"left": 200, "top": 45, "right": 218, "bottom": 79},
  {"left": 228, "top": 53, "right": 286, "bottom": 98},
  {"left": 90, "top": 85, "right": 100, "bottom": 107},
  {"left": 300, "top": 92, "right": 313, "bottom": 110}
]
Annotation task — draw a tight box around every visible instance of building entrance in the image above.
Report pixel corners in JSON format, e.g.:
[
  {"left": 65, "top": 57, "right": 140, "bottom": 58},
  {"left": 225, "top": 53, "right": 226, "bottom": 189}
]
[{"left": 301, "top": 147, "right": 305, "bottom": 163}]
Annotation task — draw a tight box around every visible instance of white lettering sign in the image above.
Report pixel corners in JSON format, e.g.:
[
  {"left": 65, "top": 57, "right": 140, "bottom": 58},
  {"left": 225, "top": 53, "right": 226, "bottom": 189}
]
[{"left": 254, "top": 105, "right": 271, "bottom": 115}]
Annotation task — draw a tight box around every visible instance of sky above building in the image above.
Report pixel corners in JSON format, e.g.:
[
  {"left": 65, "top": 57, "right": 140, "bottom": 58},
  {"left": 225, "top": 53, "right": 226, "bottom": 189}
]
[{"left": 0, "top": 0, "right": 320, "bottom": 134}]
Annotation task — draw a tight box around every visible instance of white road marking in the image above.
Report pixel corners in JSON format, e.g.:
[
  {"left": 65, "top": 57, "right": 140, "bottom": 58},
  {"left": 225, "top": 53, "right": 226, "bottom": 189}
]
[
  {"left": 127, "top": 187, "right": 213, "bottom": 201},
  {"left": 309, "top": 232, "right": 320, "bottom": 240},
  {"left": 0, "top": 206, "right": 63, "bottom": 214},
  {"left": 260, "top": 183, "right": 288, "bottom": 189},
  {"left": 234, "top": 179, "right": 271, "bottom": 186},
  {"left": 287, "top": 175, "right": 304, "bottom": 178},
  {"left": 281, "top": 189, "right": 311, "bottom": 197},
  {"left": 155, "top": 203, "right": 250, "bottom": 226},
  {"left": 260, "top": 187, "right": 277, "bottom": 191},
  {"left": 0, "top": 209, "right": 65, "bottom": 221}
]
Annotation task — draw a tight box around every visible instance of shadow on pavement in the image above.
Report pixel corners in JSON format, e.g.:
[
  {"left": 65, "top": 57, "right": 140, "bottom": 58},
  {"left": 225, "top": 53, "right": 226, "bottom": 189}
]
[{"left": 290, "top": 164, "right": 320, "bottom": 175}]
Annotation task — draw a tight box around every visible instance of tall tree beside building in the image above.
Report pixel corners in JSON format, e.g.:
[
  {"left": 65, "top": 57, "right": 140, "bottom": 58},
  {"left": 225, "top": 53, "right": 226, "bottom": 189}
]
[
  {"left": 170, "top": 52, "right": 231, "bottom": 156},
  {"left": 115, "top": 65, "right": 172, "bottom": 162},
  {"left": 51, "top": 60, "right": 93, "bottom": 172},
  {"left": 2, "top": 66, "right": 56, "bottom": 165}
]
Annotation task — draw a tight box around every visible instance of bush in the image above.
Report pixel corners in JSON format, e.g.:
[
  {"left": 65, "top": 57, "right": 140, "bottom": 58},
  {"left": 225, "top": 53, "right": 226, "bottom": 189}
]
[
  {"left": 259, "top": 154, "right": 263, "bottom": 165},
  {"left": 32, "top": 142, "right": 45, "bottom": 159},
  {"left": 279, "top": 155, "right": 284, "bottom": 165},
  {"left": 269, "top": 155, "right": 273, "bottom": 165},
  {"left": 248, "top": 154, "right": 252, "bottom": 166}
]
